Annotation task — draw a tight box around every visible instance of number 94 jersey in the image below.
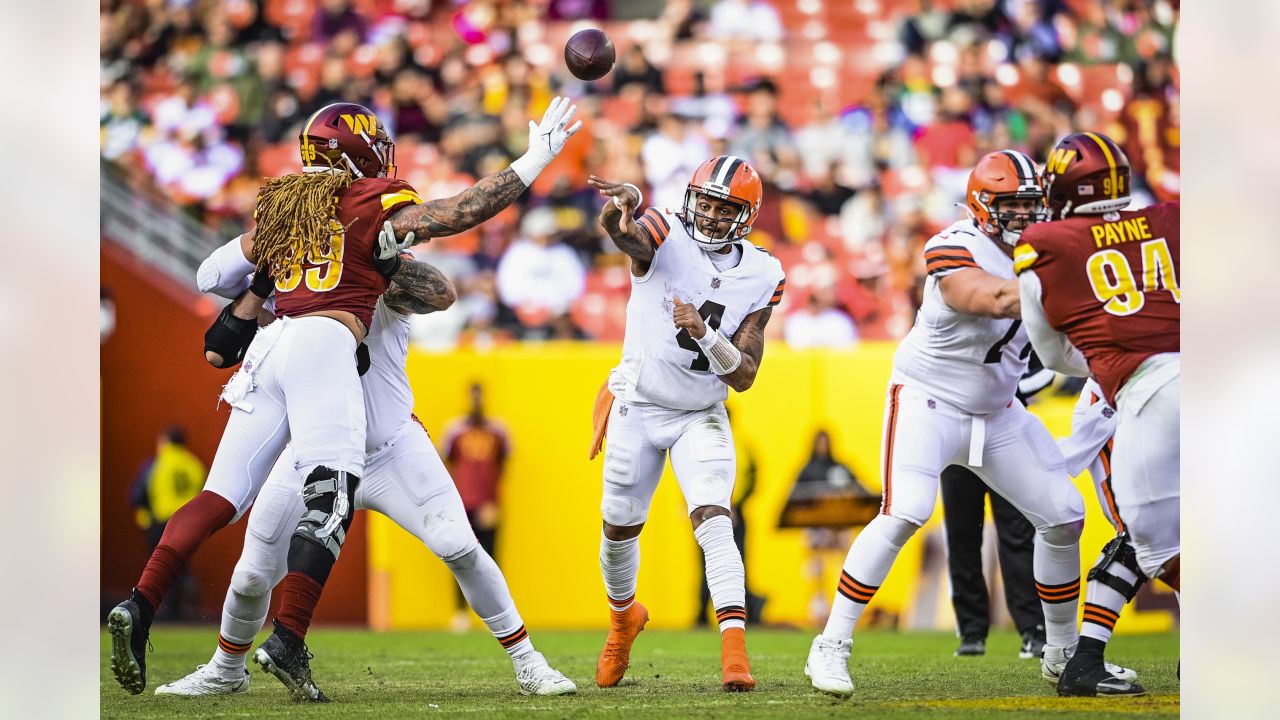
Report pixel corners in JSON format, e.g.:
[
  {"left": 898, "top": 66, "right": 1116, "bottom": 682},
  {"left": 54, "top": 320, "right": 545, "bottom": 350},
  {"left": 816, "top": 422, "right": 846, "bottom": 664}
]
[
  {"left": 893, "top": 219, "right": 1030, "bottom": 414},
  {"left": 1014, "top": 202, "right": 1179, "bottom": 405},
  {"left": 609, "top": 207, "right": 786, "bottom": 412}
]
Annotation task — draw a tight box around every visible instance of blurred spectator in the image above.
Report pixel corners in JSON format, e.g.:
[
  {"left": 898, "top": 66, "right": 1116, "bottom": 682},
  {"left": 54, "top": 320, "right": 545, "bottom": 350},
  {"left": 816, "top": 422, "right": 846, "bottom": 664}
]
[
  {"left": 442, "top": 383, "right": 510, "bottom": 630},
  {"left": 613, "top": 44, "right": 665, "bottom": 95},
  {"left": 784, "top": 286, "right": 858, "bottom": 350},
  {"left": 130, "top": 427, "right": 206, "bottom": 620},
  {"left": 642, "top": 112, "right": 710, "bottom": 210},
  {"left": 495, "top": 207, "right": 586, "bottom": 332},
  {"left": 101, "top": 82, "right": 148, "bottom": 162},
  {"left": 313, "top": 0, "right": 368, "bottom": 43},
  {"left": 707, "top": 0, "right": 782, "bottom": 43},
  {"left": 729, "top": 80, "right": 796, "bottom": 188}
]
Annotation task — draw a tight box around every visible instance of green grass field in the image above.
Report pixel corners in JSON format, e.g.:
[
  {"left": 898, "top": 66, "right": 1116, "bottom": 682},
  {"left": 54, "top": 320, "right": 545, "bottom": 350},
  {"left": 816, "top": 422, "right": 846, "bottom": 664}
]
[{"left": 101, "top": 627, "right": 1178, "bottom": 719}]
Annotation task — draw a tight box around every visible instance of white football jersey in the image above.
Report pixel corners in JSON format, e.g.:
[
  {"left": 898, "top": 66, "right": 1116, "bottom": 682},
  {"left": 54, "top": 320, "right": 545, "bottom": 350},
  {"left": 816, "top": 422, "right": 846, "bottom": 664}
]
[
  {"left": 893, "top": 219, "right": 1030, "bottom": 414},
  {"left": 362, "top": 298, "right": 416, "bottom": 451},
  {"left": 609, "top": 207, "right": 786, "bottom": 412}
]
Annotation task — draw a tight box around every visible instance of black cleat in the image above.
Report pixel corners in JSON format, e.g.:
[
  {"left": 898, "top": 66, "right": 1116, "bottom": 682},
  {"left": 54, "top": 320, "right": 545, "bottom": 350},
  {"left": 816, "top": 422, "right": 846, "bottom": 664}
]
[
  {"left": 252, "top": 621, "right": 329, "bottom": 702},
  {"left": 1056, "top": 654, "right": 1146, "bottom": 697},
  {"left": 1019, "top": 631, "right": 1046, "bottom": 660},
  {"left": 106, "top": 599, "right": 151, "bottom": 695},
  {"left": 954, "top": 635, "right": 986, "bottom": 657}
]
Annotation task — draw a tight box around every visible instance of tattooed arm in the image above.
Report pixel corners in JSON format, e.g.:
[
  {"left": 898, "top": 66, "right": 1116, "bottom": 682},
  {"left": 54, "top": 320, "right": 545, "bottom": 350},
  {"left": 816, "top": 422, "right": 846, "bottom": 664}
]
[
  {"left": 720, "top": 307, "right": 772, "bottom": 392},
  {"left": 587, "top": 175, "right": 655, "bottom": 276},
  {"left": 388, "top": 168, "right": 528, "bottom": 245},
  {"left": 387, "top": 97, "right": 582, "bottom": 246},
  {"left": 383, "top": 257, "right": 457, "bottom": 315}
]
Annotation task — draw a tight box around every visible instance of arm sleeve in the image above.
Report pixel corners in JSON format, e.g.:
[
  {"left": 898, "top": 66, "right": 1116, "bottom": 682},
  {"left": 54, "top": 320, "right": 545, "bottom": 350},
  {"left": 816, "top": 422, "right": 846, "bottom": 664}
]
[
  {"left": 196, "top": 235, "right": 256, "bottom": 298},
  {"left": 1018, "top": 270, "right": 1091, "bottom": 377}
]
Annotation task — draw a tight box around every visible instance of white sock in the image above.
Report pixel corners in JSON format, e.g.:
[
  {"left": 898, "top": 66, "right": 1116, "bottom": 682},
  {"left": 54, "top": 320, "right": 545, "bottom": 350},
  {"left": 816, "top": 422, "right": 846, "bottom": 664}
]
[
  {"left": 483, "top": 606, "right": 535, "bottom": 661},
  {"left": 600, "top": 533, "right": 640, "bottom": 612},
  {"left": 1080, "top": 551, "right": 1138, "bottom": 644},
  {"left": 211, "top": 587, "right": 268, "bottom": 675},
  {"left": 822, "top": 514, "right": 916, "bottom": 640},
  {"left": 694, "top": 515, "right": 747, "bottom": 632},
  {"left": 443, "top": 548, "right": 536, "bottom": 660},
  {"left": 1034, "top": 533, "right": 1082, "bottom": 649}
]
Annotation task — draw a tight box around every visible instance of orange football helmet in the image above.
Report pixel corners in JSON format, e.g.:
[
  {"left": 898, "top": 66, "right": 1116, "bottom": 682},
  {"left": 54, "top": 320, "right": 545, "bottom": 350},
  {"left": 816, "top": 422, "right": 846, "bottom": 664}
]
[
  {"left": 681, "top": 155, "right": 763, "bottom": 249},
  {"left": 1042, "top": 131, "right": 1131, "bottom": 219},
  {"left": 967, "top": 150, "right": 1047, "bottom": 246},
  {"left": 298, "top": 102, "right": 395, "bottom": 178}
]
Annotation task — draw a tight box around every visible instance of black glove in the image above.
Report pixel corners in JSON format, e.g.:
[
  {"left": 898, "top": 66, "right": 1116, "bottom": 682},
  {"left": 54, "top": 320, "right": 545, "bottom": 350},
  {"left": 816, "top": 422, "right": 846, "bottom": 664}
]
[
  {"left": 356, "top": 342, "right": 370, "bottom": 376},
  {"left": 249, "top": 266, "right": 275, "bottom": 298},
  {"left": 204, "top": 303, "right": 258, "bottom": 368}
]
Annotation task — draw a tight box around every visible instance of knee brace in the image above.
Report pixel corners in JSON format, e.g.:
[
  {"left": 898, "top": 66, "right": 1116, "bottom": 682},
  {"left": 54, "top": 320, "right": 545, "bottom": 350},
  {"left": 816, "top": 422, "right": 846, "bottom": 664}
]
[
  {"left": 423, "top": 512, "right": 478, "bottom": 563},
  {"left": 293, "top": 467, "right": 359, "bottom": 562},
  {"left": 230, "top": 561, "right": 277, "bottom": 598},
  {"left": 1087, "top": 532, "right": 1147, "bottom": 601},
  {"left": 602, "top": 495, "right": 646, "bottom": 527}
]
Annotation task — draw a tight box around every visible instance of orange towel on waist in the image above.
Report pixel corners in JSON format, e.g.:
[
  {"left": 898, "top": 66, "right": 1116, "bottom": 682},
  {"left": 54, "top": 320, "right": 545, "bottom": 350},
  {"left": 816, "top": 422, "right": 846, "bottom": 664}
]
[{"left": 589, "top": 380, "right": 614, "bottom": 460}]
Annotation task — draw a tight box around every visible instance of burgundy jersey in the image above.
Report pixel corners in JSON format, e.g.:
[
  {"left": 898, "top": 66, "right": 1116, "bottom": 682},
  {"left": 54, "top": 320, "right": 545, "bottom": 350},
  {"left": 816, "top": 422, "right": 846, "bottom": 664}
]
[
  {"left": 272, "top": 177, "right": 423, "bottom": 329},
  {"left": 1014, "top": 202, "right": 1180, "bottom": 404}
]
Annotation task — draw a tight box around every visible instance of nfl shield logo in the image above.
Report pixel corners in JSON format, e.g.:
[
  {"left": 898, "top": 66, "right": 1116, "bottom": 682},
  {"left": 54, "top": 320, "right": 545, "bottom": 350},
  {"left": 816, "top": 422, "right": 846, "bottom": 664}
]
[
  {"left": 619, "top": 406, "right": 628, "bottom": 417},
  {"left": 927, "top": 399, "right": 936, "bottom": 409},
  {"left": 1102, "top": 407, "right": 1115, "bottom": 418},
  {"left": 711, "top": 278, "right": 721, "bottom": 289}
]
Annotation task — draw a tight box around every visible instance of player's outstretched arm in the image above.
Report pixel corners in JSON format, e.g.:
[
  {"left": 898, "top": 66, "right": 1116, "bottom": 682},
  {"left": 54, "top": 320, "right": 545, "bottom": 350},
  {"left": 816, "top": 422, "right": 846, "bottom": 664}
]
[
  {"left": 383, "top": 257, "right": 457, "bottom": 315},
  {"left": 938, "top": 268, "right": 1020, "bottom": 318},
  {"left": 588, "top": 175, "right": 655, "bottom": 275},
  {"left": 387, "top": 97, "right": 582, "bottom": 246}
]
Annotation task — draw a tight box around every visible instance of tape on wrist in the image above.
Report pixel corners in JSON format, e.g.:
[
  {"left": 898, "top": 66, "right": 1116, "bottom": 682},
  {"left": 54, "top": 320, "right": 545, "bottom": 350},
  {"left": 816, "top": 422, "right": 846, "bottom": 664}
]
[
  {"left": 694, "top": 329, "right": 742, "bottom": 375},
  {"left": 612, "top": 183, "right": 643, "bottom": 211}
]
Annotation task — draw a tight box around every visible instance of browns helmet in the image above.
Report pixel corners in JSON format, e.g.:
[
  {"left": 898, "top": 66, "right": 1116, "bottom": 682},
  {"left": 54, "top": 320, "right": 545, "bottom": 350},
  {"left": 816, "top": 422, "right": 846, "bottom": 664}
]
[
  {"left": 681, "top": 155, "right": 763, "bottom": 249},
  {"left": 966, "top": 150, "right": 1047, "bottom": 246},
  {"left": 1042, "top": 131, "right": 1131, "bottom": 219},
  {"left": 298, "top": 103, "right": 395, "bottom": 178}
]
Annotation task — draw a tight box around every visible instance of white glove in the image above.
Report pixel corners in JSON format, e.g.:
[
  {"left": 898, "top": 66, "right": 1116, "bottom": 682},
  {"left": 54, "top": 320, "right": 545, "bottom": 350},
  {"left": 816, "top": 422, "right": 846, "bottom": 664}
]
[
  {"left": 510, "top": 96, "right": 583, "bottom": 185},
  {"left": 379, "top": 219, "right": 416, "bottom": 254}
]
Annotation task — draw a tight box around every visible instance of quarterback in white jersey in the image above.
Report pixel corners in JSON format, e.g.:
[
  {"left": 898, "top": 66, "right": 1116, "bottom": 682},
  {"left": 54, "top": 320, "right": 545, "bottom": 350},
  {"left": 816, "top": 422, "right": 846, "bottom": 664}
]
[
  {"left": 586, "top": 156, "right": 784, "bottom": 693},
  {"left": 154, "top": 242, "right": 575, "bottom": 701},
  {"left": 805, "top": 151, "right": 1137, "bottom": 699}
]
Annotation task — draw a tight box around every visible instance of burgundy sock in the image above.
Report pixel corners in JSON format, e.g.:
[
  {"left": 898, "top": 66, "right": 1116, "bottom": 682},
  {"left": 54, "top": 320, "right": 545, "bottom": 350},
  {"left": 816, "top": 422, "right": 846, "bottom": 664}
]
[
  {"left": 134, "top": 491, "right": 235, "bottom": 610},
  {"left": 275, "top": 571, "right": 325, "bottom": 639}
]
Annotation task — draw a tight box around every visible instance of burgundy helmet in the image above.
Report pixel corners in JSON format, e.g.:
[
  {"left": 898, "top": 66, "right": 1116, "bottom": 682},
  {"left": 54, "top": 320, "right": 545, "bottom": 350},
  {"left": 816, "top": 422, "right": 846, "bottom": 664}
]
[
  {"left": 1042, "top": 131, "right": 1131, "bottom": 219},
  {"left": 298, "top": 102, "right": 395, "bottom": 178}
]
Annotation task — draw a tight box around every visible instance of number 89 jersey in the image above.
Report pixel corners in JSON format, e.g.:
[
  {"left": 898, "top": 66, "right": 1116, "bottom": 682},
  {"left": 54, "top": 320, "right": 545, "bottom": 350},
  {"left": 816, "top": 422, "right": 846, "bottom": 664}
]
[
  {"left": 893, "top": 219, "right": 1031, "bottom": 414},
  {"left": 609, "top": 207, "right": 786, "bottom": 412}
]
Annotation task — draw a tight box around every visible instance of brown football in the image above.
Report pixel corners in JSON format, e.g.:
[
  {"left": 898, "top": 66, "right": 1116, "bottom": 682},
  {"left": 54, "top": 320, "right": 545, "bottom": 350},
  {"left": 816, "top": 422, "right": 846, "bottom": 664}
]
[{"left": 564, "top": 28, "right": 615, "bottom": 81}]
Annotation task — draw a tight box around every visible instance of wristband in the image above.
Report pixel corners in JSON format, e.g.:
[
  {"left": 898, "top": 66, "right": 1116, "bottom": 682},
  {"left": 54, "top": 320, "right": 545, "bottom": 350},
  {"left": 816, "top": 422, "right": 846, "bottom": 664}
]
[{"left": 694, "top": 329, "right": 742, "bottom": 375}]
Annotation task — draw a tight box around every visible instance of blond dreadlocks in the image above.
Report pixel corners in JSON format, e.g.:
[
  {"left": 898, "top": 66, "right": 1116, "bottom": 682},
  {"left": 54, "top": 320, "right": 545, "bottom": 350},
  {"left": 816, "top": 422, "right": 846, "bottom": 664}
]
[{"left": 251, "top": 171, "right": 354, "bottom": 279}]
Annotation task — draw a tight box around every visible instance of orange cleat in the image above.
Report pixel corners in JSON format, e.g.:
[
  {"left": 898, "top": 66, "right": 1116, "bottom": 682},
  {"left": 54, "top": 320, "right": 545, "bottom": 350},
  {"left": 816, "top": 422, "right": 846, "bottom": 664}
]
[
  {"left": 595, "top": 602, "right": 649, "bottom": 687},
  {"left": 720, "top": 627, "right": 756, "bottom": 691}
]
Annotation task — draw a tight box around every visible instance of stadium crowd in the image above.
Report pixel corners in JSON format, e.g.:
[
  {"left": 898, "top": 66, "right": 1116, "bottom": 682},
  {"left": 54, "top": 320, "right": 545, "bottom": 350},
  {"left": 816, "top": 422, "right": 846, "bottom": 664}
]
[{"left": 101, "top": 0, "right": 1179, "bottom": 347}]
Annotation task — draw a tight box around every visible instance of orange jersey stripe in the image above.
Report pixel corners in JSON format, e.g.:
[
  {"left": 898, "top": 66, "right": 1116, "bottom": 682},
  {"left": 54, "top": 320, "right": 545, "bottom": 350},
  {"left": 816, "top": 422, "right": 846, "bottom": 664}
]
[
  {"left": 640, "top": 208, "right": 671, "bottom": 246},
  {"left": 881, "top": 384, "right": 903, "bottom": 515}
]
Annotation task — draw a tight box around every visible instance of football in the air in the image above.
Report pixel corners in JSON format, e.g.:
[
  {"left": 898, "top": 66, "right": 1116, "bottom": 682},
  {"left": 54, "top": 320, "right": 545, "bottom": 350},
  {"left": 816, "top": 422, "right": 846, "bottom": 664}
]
[{"left": 564, "top": 28, "right": 615, "bottom": 81}]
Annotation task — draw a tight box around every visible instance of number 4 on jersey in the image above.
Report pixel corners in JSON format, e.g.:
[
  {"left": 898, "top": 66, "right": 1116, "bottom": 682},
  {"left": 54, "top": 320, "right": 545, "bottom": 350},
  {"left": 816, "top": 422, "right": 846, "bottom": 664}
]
[{"left": 676, "top": 300, "right": 727, "bottom": 371}]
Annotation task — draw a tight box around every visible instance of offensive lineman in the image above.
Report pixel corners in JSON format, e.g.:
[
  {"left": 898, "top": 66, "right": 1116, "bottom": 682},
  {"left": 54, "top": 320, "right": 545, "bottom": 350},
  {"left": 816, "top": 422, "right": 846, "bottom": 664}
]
[
  {"left": 803, "top": 150, "right": 1135, "bottom": 698},
  {"left": 153, "top": 243, "right": 574, "bottom": 700},
  {"left": 1014, "top": 131, "right": 1179, "bottom": 696},
  {"left": 586, "top": 156, "right": 786, "bottom": 692},
  {"left": 107, "top": 98, "right": 582, "bottom": 695}
]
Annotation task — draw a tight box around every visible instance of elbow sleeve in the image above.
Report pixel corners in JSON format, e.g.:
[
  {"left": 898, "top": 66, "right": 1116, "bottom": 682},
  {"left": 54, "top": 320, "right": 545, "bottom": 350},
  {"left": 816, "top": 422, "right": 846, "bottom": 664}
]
[{"left": 197, "top": 236, "right": 255, "bottom": 296}]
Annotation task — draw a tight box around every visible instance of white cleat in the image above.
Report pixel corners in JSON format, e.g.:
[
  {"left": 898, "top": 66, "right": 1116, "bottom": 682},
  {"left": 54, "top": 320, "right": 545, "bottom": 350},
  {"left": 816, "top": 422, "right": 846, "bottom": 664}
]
[
  {"left": 805, "top": 635, "right": 854, "bottom": 698},
  {"left": 1041, "top": 642, "right": 1137, "bottom": 683},
  {"left": 155, "top": 664, "right": 250, "bottom": 696},
  {"left": 515, "top": 651, "right": 577, "bottom": 696}
]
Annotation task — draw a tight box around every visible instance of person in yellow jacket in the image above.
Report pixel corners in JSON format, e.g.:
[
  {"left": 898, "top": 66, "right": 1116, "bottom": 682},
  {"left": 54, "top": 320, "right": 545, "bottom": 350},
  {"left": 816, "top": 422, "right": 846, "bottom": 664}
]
[{"left": 130, "top": 427, "right": 206, "bottom": 619}]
